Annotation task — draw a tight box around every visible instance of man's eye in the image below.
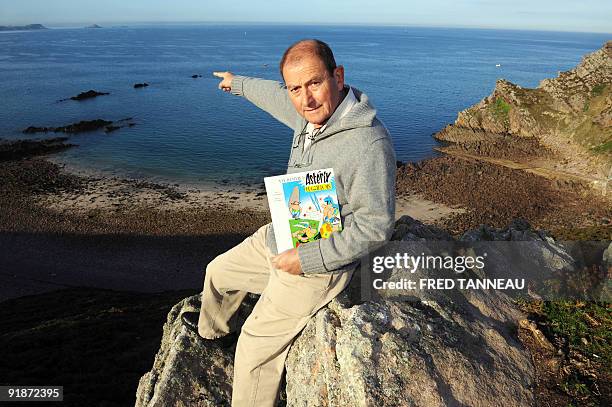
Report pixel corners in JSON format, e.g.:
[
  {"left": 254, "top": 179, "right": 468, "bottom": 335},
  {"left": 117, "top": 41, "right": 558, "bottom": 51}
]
[{"left": 290, "top": 88, "right": 300, "bottom": 94}]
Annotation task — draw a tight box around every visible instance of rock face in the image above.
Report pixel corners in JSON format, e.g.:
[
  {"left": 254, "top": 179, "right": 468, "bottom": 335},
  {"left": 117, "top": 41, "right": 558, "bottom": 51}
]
[
  {"left": 136, "top": 217, "right": 590, "bottom": 406},
  {"left": 135, "top": 295, "right": 255, "bottom": 407},
  {"left": 435, "top": 41, "right": 612, "bottom": 181}
]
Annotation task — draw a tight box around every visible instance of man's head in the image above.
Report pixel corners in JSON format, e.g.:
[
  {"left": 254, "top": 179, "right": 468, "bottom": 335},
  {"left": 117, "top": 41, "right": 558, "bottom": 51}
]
[{"left": 280, "top": 39, "right": 345, "bottom": 128}]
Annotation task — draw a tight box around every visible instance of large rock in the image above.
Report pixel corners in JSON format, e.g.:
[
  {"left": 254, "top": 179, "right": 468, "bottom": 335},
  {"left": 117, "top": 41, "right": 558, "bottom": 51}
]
[
  {"left": 136, "top": 217, "right": 589, "bottom": 406},
  {"left": 135, "top": 294, "right": 256, "bottom": 407}
]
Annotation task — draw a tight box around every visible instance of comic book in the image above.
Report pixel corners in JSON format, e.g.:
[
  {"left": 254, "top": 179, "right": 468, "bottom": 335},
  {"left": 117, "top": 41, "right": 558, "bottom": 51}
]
[{"left": 264, "top": 168, "right": 343, "bottom": 253}]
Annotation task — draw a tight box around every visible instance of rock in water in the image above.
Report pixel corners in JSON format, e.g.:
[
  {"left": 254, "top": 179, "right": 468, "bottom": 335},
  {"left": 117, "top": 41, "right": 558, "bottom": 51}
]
[
  {"left": 0, "top": 137, "right": 75, "bottom": 160},
  {"left": 134, "top": 83, "right": 149, "bottom": 89},
  {"left": 68, "top": 90, "right": 109, "bottom": 101},
  {"left": 22, "top": 119, "right": 133, "bottom": 135},
  {"left": 53, "top": 119, "right": 113, "bottom": 134}
]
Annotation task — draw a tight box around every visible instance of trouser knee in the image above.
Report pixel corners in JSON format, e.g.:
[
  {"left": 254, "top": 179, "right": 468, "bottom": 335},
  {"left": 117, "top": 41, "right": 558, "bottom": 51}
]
[{"left": 205, "top": 256, "right": 223, "bottom": 281}]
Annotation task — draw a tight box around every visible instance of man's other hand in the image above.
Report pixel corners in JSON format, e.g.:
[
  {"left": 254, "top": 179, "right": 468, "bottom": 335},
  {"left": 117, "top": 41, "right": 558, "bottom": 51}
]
[
  {"left": 271, "top": 248, "right": 303, "bottom": 275},
  {"left": 213, "top": 71, "right": 235, "bottom": 92}
]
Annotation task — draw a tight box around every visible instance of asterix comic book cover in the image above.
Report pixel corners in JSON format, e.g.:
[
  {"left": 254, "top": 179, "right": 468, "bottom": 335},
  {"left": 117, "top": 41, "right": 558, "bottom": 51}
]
[{"left": 264, "top": 168, "right": 343, "bottom": 253}]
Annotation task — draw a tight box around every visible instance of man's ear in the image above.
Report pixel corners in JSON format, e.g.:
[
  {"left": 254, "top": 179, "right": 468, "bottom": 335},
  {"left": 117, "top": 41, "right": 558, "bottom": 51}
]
[{"left": 334, "top": 65, "right": 345, "bottom": 89}]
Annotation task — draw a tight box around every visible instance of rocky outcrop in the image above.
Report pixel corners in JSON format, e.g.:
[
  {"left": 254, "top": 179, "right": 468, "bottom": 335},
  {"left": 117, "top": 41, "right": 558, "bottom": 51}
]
[
  {"left": 136, "top": 217, "right": 598, "bottom": 406},
  {"left": 0, "top": 137, "right": 75, "bottom": 160},
  {"left": 435, "top": 41, "right": 612, "bottom": 182}
]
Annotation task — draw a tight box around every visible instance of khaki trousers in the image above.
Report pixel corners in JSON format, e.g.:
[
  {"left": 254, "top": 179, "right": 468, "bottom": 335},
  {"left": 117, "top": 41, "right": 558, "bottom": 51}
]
[{"left": 197, "top": 224, "right": 354, "bottom": 407}]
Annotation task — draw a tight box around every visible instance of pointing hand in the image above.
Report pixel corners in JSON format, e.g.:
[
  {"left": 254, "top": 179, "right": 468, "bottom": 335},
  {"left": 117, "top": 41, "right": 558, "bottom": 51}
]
[{"left": 213, "top": 71, "right": 235, "bottom": 92}]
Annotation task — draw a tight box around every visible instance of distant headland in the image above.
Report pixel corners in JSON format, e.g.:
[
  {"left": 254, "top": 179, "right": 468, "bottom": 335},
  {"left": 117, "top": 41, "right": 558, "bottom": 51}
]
[{"left": 0, "top": 24, "right": 48, "bottom": 31}]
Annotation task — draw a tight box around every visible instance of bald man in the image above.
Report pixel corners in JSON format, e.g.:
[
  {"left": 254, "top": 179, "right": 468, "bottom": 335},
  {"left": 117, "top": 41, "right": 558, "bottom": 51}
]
[{"left": 181, "top": 39, "right": 396, "bottom": 406}]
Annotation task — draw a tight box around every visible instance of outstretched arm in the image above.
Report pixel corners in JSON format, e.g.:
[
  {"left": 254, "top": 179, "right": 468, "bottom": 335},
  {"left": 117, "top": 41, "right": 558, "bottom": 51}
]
[{"left": 213, "top": 71, "right": 301, "bottom": 130}]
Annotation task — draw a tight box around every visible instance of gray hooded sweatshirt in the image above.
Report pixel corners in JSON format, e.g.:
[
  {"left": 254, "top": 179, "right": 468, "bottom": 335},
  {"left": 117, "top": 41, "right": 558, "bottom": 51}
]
[{"left": 231, "top": 75, "right": 396, "bottom": 275}]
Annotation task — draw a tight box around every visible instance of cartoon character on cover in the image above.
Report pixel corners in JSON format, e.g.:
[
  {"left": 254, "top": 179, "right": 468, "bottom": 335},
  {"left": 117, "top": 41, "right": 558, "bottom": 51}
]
[
  {"left": 288, "top": 186, "right": 301, "bottom": 219},
  {"left": 322, "top": 196, "right": 339, "bottom": 224},
  {"left": 291, "top": 223, "right": 320, "bottom": 247}
]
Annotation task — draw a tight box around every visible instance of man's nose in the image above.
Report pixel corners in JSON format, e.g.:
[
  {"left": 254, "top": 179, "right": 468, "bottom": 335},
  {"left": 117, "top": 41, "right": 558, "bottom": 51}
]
[{"left": 302, "top": 88, "right": 316, "bottom": 108}]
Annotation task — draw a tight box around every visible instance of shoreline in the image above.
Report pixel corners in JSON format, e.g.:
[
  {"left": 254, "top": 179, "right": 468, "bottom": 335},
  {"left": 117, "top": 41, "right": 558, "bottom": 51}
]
[
  {"left": 42, "top": 159, "right": 271, "bottom": 214},
  {"left": 42, "top": 157, "right": 463, "bottom": 220},
  {"left": 0, "top": 154, "right": 465, "bottom": 302}
]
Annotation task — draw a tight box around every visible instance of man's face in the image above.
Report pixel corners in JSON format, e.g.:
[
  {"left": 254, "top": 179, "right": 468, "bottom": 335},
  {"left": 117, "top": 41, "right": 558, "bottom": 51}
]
[{"left": 283, "top": 54, "right": 344, "bottom": 128}]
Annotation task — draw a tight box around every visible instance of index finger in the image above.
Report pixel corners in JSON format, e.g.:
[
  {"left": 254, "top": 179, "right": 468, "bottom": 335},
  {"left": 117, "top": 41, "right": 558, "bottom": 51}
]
[{"left": 212, "top": 71, "right": 225, "bottom": 78}]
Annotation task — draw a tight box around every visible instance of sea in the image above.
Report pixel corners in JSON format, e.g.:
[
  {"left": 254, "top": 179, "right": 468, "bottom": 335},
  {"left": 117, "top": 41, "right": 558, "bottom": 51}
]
[{"left": 0, "top": 24, "right": 609, "bottom": 186}]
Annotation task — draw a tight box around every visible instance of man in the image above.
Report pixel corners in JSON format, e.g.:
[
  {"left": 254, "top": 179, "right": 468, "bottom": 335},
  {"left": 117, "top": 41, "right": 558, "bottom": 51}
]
[{"left": 181, "top": 39, "right": 396, "bottom": 406}]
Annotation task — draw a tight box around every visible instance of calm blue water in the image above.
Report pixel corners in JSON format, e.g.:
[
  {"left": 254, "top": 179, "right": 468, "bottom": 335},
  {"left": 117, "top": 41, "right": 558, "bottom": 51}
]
[{"left": 0, "top": 25, "right": 609, "bottom": 186}]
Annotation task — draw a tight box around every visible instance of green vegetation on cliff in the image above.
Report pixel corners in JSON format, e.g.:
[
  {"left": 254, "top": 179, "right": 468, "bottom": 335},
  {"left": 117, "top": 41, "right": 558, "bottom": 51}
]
[{"left": 491, "top": 97, "right": 511, "bottom": 118}]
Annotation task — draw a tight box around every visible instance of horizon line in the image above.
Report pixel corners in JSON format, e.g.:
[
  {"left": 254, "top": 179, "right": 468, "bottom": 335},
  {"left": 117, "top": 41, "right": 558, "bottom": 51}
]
[{"left": 1, "top": 20, "right": 611, "bottom": 35}]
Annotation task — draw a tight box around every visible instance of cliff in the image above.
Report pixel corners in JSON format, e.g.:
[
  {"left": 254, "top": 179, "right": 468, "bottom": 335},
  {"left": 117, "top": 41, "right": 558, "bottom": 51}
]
[{"left": 434, "top": 41, "right": 612, "bottom": 186}]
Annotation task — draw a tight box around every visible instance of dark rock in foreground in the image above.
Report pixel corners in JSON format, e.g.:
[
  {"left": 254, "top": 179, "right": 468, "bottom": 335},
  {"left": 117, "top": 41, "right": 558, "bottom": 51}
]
[
  {"left": 134, "top": 83, "right": 149, "bottom": 89},
  {"left": 191, "top": 74, "right": 202, "bottom": 78},
  {"left": 138, "top": 218, "right": 578, "bottom": 406},
  {"left": 0, "top": 137, "right": 75, "bottom": 160},
  {"left": 0, "top": 24, "right": 47, "bottom": 31}
]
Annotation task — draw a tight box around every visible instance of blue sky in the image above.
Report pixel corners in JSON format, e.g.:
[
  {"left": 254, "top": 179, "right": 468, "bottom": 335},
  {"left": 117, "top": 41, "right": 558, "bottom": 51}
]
[{"left": 1, "top": 0, "right": 610, "bottom": 33}]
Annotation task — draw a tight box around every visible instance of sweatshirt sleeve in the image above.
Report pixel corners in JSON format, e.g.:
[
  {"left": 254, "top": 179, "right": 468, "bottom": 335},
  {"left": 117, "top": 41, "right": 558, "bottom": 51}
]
[
  {"left": 230, "top": 75, "right": 301, "bottom": 130},
  {"left": 297, "top": 136, "right": 396, "bottom": 274}
]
